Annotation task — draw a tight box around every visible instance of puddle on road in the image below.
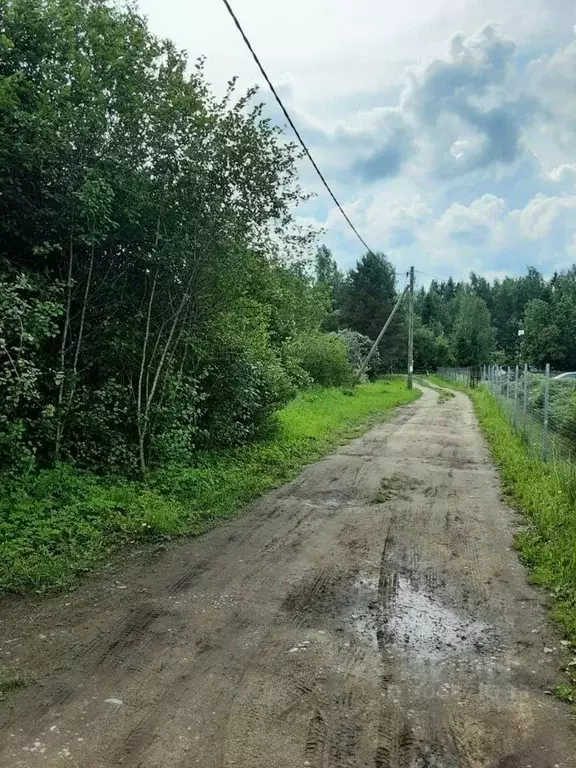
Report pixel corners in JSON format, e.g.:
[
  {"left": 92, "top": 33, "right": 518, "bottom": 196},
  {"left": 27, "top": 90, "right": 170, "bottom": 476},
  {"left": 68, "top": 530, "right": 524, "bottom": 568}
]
[
  {"left": 383, "top": 576, "right": 489, "bottom": 658},
  {"left": 350, "top": 573, "right": 492, "bottom": 660}
]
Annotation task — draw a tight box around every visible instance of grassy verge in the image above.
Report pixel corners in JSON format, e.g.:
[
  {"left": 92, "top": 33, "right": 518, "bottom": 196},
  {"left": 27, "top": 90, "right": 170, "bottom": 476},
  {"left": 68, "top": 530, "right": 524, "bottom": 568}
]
[
  {"left": 0, "top": 378, "right": 419, "bottom": 595},
  {"left": 427, "top": 374, "right": 469, "bottom": 393},
  {"left": 470, "top": 386, "right": 576, "bottom": 697}
]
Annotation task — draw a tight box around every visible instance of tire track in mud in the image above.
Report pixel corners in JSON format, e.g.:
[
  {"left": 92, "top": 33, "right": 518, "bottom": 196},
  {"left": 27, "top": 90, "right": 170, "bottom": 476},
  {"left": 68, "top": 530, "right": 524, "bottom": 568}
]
[
  {"left": 328, "top": 721, "right": 361, "bottom": 768},
  {"left": 91, "top": 606, "right": 163, "bottom": 671},
  {"left": 167, "top": 556, "right": 213, "bottom": 594},
  {"left": 282, "top": 567, "right": 336, "bottom": 629},
  {"left": 372, "top": 515, "right": 422, "bottom": 768},
  {"left": 374, "top": 516, "right": 399, "bottom": 768},
  {"left": 303, "top": 688, "right": 362, "bottom": 768},
  {"left": 397, "top": 724, "right": 415, "bottom": 768},
  {"left": 107, "top": 670, "right": 197, "bottom": 767},
  {"left": 374, "top": 719, "right": 416, "bottom": 768},
  {"left": 376, "top": 517, "right": 397, "bottom": 656},
  {"left": 305, "top": 712, "right": 329, "bottom": 767},
  {"left": 9, "top": 604, "right": 167, "bottom": 726}
]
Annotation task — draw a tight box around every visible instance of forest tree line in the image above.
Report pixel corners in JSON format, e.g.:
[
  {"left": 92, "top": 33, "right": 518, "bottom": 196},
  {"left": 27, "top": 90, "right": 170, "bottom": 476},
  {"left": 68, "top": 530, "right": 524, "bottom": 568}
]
[{"left": 316, "top": 246, "right": 576, "bottom": 375}]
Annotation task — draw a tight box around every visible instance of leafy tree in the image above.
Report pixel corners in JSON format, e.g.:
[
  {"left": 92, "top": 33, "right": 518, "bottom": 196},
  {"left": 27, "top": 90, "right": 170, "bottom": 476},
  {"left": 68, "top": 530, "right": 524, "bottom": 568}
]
[
  {"left": 314, "top": 245, "right": 343, "bottom": 330},
  {"left": 452, "top": 294, "right": 495, "bottom": 366},
  {"left": 315, "top": 245, "right": 341, "bottom": 289},
  {"left": 435, "top": 335, "right": 455, "bottom": 367},
  {"left": 420, "top": 281, "right": 450, "bottom": 332},
  {"left": 413, "top": 319, "right": 439, "bottom": 371},
  {"left": 523, "top": 299, "right": 564, "bottom": 369},
  {"left": 333, "top": 329, "right": 380, "bottom": 379},
  {"left": 339, "top": 252, "right": 405, "bottom": 369},
  {"left": 549, "top": 268, "right": 576, "bottom": 369},
  {"left": 440, "top": 277, "right": 457, "bottom": 302},
  {"left": 0, "top": 270, "right": 62, "bottom": 469},
  {"left": 0, "top": 0, "right": 322, "bottom": 473},
  {"left": 469, "top": 272, "right": 493, "bottom": 312}
]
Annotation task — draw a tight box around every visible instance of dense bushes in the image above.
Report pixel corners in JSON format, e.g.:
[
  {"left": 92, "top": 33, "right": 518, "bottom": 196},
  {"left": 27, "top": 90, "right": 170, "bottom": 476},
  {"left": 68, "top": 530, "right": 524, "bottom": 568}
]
[
  {"left": 0, "top": 271, "right": 63, "bottom": 471},
  {"left": 196, "top": 322, "right": 296, "bottom": 449},
  {"left": 0, "top": 0, "right": 328, "bottom": 475},
  {"left": 333, "top": 329, "right": 379, "bottom": 379},
  {"left": 289, "top": 332, "right": 353, "bottom": 386}
]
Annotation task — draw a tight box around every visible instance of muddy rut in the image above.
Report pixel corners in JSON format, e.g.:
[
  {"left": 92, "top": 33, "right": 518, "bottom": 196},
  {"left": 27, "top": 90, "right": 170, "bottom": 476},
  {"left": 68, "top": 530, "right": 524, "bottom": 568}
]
[{"left": 1, "top": 386, "right": 575, "bottom": 767}]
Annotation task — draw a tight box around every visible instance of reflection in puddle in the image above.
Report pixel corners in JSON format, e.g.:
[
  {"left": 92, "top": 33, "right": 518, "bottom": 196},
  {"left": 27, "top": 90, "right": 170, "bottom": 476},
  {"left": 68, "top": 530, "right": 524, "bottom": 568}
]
[{"left": 351, "top": 574, "right": 490, "bottom": 660}]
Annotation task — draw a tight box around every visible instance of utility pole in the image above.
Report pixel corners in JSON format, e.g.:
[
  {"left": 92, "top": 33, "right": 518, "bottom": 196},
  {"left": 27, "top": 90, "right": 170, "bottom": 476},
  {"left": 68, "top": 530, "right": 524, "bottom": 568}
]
[
  {"left": 355, "top": 283, "right": 409, "bottom": 382},
  {"left": 407, "top": 266, "right": 414, "bottom": 389}
]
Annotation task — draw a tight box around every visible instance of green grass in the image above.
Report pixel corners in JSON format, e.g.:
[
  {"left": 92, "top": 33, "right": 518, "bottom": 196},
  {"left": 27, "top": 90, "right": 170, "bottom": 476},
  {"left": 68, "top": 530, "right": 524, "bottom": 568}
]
[
  {"left": 427, "top": 373, "right": 469, "bottom": 393},
  {"left": 0, "top": 666, "right": 31, "bottom": 700},
  {"left": 0, "top": 378, "right": 419, "bottom": 595},
  {"left": 470, "top": 386, "right": 576, "bottom": 697}
]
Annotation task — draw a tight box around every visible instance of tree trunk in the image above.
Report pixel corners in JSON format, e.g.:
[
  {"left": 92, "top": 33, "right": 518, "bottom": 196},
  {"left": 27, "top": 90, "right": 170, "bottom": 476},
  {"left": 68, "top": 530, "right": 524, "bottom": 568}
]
[{"left": 55, "top": 232, "right": 75, "bottom": 460}]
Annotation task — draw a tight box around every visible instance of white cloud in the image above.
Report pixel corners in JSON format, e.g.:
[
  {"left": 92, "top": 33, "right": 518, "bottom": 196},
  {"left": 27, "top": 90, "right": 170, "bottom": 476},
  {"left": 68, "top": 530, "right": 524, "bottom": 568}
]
[
  {"left": 310, "top": 186, "right": 576, "bottom": 278},
  {"left": 549, "top": 164, "right": 576, "bottom": 184},
  {"left": 137, "top": 0, "right": 576, "bottom": 277},
  {"left": 435, "top": 194, "right": 508, "bottom": 246},
  {"left": 277, "top": 24, "right": 537, "bottom": 184},
  {"left": 512, "top": 194, "right": 576, "bottom": 239}
]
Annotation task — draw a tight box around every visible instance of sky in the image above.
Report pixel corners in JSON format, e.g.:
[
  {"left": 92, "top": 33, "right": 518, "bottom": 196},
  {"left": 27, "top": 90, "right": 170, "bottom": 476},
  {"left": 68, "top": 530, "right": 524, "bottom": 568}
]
[{"left": 138, "top": 0, "right": 576, "bottom": 282}]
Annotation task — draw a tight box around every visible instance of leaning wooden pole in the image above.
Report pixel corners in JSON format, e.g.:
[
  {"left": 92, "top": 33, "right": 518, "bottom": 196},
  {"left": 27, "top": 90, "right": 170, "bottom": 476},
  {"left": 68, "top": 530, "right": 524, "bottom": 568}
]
[{"left": 355, "top": 281, "right": 409, "bottom": 383}]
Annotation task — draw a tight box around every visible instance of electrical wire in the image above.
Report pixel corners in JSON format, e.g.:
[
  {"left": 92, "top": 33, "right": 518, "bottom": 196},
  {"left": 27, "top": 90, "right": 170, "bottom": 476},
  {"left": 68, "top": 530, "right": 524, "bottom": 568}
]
[
  {"left": 414, "top": 269, "right": 440, "bottom": 280},
  {"left": 220, "top": 0, "right": 378, "bottom": 258}
]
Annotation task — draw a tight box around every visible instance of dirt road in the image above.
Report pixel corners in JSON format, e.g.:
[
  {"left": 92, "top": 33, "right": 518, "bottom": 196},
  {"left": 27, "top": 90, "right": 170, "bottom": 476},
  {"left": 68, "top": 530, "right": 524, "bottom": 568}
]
[{"left": 1, "top": 386, "right": 575, "bottom": 767}]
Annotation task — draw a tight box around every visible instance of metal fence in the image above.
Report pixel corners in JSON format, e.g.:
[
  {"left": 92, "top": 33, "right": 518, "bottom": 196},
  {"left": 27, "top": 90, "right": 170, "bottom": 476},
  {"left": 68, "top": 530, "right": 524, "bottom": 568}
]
[
  {"left": 437, "top": 367, "right": 482, "bottom": 387},
  {"left": 482, "top": 364, "right": 576, "bottom": 464},
  {"left": 439, "top": 365, "right": 576, "bottom": 465}
]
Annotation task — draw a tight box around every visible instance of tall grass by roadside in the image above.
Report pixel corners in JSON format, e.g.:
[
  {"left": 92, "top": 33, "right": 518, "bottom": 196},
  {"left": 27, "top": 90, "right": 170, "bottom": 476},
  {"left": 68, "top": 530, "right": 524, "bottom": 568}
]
[
  {"left": 470, "top": 387, "right": 576, "bottom": 698},
  {"left": 0, "top": 379, "right": 419, "bottom": 596},
  {"left": 427, "top": 374, "right": 469, "bottom": 393}
]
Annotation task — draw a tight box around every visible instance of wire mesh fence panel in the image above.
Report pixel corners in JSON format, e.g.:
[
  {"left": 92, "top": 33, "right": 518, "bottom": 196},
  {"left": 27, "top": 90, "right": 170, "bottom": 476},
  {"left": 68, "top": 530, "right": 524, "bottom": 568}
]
[
  {"left": 481, "top": 365, "right": 576, "bottom": 470},
  {"left": 436, "top": 365, "right": 576, "bottom": 475},
  {"left": 437, "top": 367, "right": 471, "bottom": 386}
]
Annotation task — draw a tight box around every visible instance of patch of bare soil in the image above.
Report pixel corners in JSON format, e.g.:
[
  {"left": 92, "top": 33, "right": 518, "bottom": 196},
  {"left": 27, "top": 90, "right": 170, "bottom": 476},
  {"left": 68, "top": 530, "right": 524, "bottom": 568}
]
[{"left": 0, "top": 387, "right": 574, "bottom": 767}]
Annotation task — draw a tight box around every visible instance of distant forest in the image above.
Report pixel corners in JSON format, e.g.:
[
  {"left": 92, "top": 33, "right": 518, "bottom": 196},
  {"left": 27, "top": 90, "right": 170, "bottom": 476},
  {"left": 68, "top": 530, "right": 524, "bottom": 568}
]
[{"left": 316, "top": 246, "right": 576, "bottom": 372}]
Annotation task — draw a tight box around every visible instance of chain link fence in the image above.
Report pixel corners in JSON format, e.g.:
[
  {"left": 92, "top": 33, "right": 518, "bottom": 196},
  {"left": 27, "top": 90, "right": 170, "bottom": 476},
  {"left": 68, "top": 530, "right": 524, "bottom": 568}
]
[
  {"left": 437, "top": 367, "right": 482, "bottom": 387},
  {"left": 482, "top": 364, "right": 576, "bottom": 465},
  {"left": 439, "top": 365, "right": 576, "bottom": 465}
]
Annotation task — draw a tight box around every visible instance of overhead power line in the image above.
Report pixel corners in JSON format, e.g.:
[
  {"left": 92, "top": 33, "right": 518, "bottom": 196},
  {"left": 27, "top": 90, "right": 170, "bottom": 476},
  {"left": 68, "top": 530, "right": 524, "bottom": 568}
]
[{"left": 220, "top": 0, "right": 377, "bottom": 258}]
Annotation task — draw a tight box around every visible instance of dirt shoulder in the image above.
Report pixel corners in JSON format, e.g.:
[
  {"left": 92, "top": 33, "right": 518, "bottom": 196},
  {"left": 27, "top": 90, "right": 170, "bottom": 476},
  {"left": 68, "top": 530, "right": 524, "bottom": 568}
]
[{"left": 0, "top": 387, "right": 574, "bottom": 767}]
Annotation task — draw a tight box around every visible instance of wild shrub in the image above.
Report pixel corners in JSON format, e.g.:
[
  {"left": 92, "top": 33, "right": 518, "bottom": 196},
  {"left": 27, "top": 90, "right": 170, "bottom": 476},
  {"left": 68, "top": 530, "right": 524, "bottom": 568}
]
[{"left": 289, "top": 332, "right": 353, "bottom": 387}]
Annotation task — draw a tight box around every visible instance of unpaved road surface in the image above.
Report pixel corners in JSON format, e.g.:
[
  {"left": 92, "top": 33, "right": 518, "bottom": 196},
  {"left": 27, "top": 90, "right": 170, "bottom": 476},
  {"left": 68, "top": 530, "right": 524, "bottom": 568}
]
[{"left": 1, "top": 386, "right": 575, "bottom": 767}]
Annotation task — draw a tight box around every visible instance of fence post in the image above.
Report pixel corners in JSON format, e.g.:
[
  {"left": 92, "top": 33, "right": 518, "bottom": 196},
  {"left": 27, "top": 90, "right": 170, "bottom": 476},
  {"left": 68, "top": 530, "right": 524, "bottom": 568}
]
[
  {"left": 522, "top": 363, "right": 528, "bottom": 430},
  {"left": 513, "top": 364, "right": 519, "bottom": 429},
  {"left": 543, "top": 363, "right": 550, "bottom": 462},
  {"left": 506, "top": 366, "right": 510, "bottom": 399}
]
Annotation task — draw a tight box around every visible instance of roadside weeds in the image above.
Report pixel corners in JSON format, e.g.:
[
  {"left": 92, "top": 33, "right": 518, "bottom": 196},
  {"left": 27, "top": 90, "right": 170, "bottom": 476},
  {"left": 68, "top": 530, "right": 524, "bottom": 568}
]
[{"left": 0, "top": 379, "right": 420, "bottom": 597}]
